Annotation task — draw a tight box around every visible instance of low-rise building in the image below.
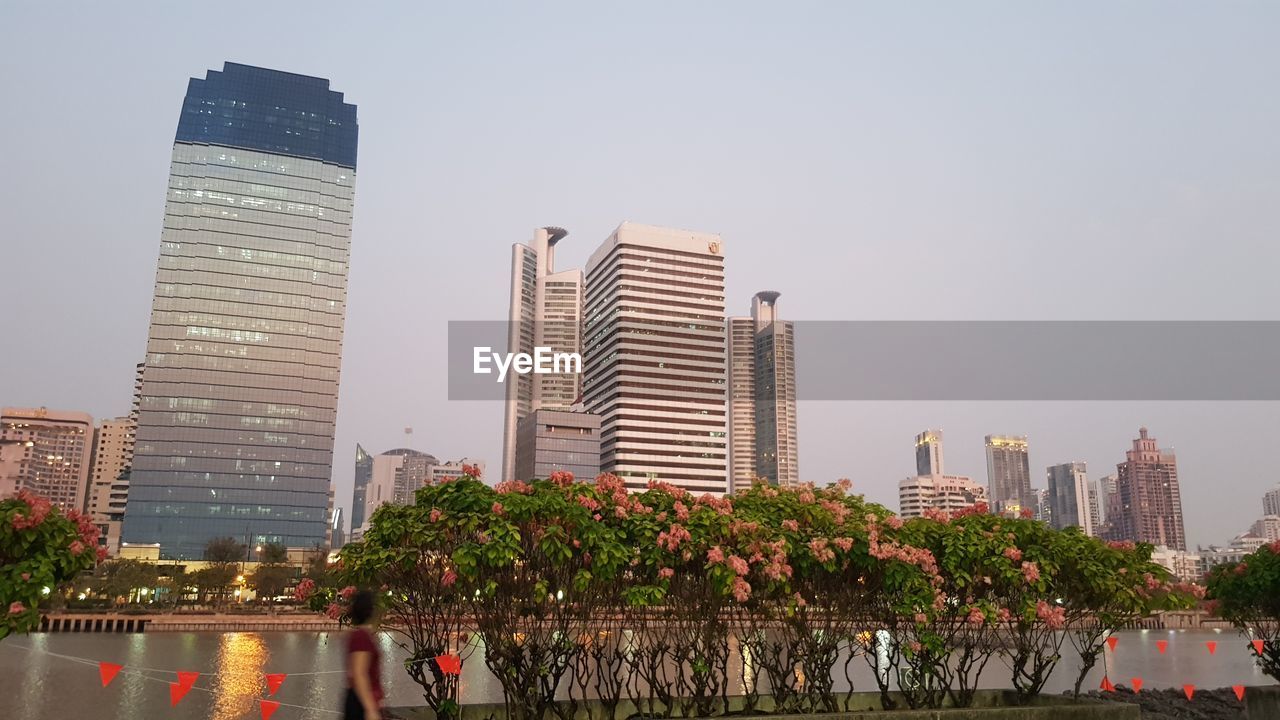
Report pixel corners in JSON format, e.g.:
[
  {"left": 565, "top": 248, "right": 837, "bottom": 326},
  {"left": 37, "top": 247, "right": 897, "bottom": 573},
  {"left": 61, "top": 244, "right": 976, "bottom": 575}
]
[{"left": 899, "top": 474, "right": 988, "bottom": 518}]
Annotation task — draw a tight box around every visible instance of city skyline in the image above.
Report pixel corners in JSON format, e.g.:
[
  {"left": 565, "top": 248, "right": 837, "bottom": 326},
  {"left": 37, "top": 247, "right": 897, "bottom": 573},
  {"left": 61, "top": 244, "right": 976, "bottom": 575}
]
[{"left": 4, "top": 2, "right": 1280, "bottom": 547}]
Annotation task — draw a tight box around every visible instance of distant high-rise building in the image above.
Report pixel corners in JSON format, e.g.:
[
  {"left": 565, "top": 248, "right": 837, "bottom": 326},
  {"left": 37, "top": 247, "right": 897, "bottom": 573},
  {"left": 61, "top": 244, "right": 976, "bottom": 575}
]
[
  {"left": 899, "top": 474, "right": 988, "bottom": 518},
  {"left": 727, "top": 292, "right": 798, "bottom": 490},
  {"left": 1, "top": 407, "right": 94, "bottom": 513},
  {"left": 915, "top": 430, "right": 945, "bottom": 476},
  {"left": 351, "top": 444, "right": 373, "bottom": 531},
  {"left": 329, "top": 506, "right": 345, "bottom": 548},
  {"left": 514, "top": 409, "right": 601, "bottom": 482},
  {"left": 985, "top": 435, "right": 1032, "bottom": 515},
  {"left": 1034, "top": 487, "right": 1052, "bottom": 524},
  {"left": 1249, "top": 515, "right": 1280, "bottom": 542},
  {"left": 583, "top": 223, "right": 728, "bottom": 495},
  {"left": 1097, "top": 473, "right": 1119, "bottom": 526},
  {"left": 1264, "top": 485, "right": 1280, "bottom": 518},
  {"left": 1110, "top": 428, "right": 1186, "bottom": 551},
  {"left": 1086, "top": 479, "right": 1101, "bottom": 533},
  {"left": 500, "top": 227, "right": 584, "bottom": 482},
  {"left": 122, "top": 63, "right": 358, "bottom": 558},
  {"left": 86, "top": 417, "right": 137, "bottom": 554},
  {"left": 1046, "top": 462, "right": 1094, "bottom": 536}
]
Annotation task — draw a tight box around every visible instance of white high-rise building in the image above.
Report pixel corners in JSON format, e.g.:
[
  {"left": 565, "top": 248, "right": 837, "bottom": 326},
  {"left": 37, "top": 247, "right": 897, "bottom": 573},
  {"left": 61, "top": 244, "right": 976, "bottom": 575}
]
[
  {"left": 899, "top": 474, "right": 988, "bottom": 518},
  {"left": 1046, "top": 462, "right": 1094, "bottom": 536},
  {"left": 583, "top": 222, "right": 728, "bottom": 495},
  {"left": 727, "top": 292, "right": 798, "bottom": 491},
  {"left": 500, "top": 226, "right": 584, "bottom": 482},
  {"left": 1264, "top": 485, "right": 1280, "bottom": 517},
  {"left": 86, "top": 417, "right": 136, "bottom": 554}
]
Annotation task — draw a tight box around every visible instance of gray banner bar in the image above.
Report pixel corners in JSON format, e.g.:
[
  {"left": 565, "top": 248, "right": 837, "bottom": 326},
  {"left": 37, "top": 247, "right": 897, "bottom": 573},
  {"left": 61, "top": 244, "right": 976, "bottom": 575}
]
[{"left": 449, "top": 321, "right": 1280, "bottom": 401}]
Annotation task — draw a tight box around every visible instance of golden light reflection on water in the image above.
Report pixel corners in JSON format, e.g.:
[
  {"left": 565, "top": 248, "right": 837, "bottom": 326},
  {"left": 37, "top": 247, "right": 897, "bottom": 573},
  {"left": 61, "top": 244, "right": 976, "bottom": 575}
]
[{"left": 211, "top": 633, "right": 268, "bottom": 720}]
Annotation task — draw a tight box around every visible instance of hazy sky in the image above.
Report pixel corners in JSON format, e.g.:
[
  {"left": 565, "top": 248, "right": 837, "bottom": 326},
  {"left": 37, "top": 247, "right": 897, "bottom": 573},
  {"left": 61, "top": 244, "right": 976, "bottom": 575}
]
[{"left": 2, "top": 2, "right": 1278, "bottom": 547}]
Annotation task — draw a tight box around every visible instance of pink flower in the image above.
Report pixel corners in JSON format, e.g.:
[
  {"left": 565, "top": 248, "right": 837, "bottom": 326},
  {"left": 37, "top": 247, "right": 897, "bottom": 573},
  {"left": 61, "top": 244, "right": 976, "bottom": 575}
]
[
  {"left": 549, "top": 470, "right": 574, "bottom": 487},
  {"left": 592, "top": 513, "right": 602, "bottom": 522},
  {"left": 1003, "top": 547, "right": 1023, "bottom": 562},
  {"left": 429, "top": 508, "right": 442, "bottom": 522},
  {"left": 495, "top": 480, "right": 533, "bottom": 495},
  {"left": 294, "top": 578, "right": 317, "bottom": 601},
  {"left": 1021, "top": 561, "right": 1041, "bottom": 583},
  {"left": 1035, "top": 600, "right": 1066, "bottom": 629},
  {"left": 914, "top": 612, "right": 928, "bottom": 625},
  {"left": 658, "top": 567, "right": 675, "bottom": 580},
  {"left": 325, "top": 603, "right": 344, "bottom": 620},
  {"left": 728, "top": 555, "right": 749, "bottom": 575},
  {"left": 807, "top": 538, "right": 836, "bottom": 563},
  {"left": 69, "top": 540, "right": 85, "bottom": 555},
  {"left": 707, "top": 546, "right": 726, "bottom": 564},
  {"left": 96, "top": 546, "right": 109, "bottom": 562},
  {"left": 793, "top": 593, "right": 807, "bottom": 607},
  {"left": 732, "top": 577, "right": 752, "bottom": 602},
  {"left": 832, "top": 537, "right": 854, "bottom": 552},
  {"left": 442, "top": 570, "right": 458, "bottom": 587},
  {"left": 1107, "top": 540, "right": 1136, "bottom": 551},
  {"left": 462, "top": 464, "right": 482, "bottom": 478},
  {"left": 885, "top": 516, "right": 904, "bottom": 530},
  {"left": 997, "top": 607, "right": 1012, "bottom": 622},
  {"left": 782, "top": 519, "right": 799, "bottom": 532},
  {"left": 966, "top": 607, "right": 986, "bottom": 627},
  {"left": 21, "top": 573, "right": 31, "bottom": 581},
  {"left": 8, "top": 602, "right": 25, "bottom": 615},
  {"left": 491, "top": 502, "right": 505, "bottom": 516},
  {"left": 674, "top": 502, "right": 690, "bottom": 522},
  {"left": 339, "top": 585, "right": 357, "bottom": 600},
  {"left": 909, "top": 641, "right": 922, "bottom": 654},
  {"left": 613, "top": 504, "right": 629, "bottom": 519}
]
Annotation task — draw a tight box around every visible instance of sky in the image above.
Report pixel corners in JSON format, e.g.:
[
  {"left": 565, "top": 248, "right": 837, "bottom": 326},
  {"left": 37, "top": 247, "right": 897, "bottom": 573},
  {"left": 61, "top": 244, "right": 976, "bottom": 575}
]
[{"left": 2, "top": 2, "right": 1278, "bottom": 547}]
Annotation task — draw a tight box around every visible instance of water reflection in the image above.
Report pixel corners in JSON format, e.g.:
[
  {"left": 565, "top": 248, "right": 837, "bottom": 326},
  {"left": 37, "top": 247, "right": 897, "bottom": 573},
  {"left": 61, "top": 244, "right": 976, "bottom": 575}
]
[{"left": 210, "top": 633, "right": 267, "bottom": 720}]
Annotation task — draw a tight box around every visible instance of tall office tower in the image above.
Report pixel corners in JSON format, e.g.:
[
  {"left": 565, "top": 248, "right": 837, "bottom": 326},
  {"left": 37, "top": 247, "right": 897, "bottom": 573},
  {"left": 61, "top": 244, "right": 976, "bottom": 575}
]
[
  {"left": 122, "top": 63, "right": 358, "bottom": 558},
  {"left": 1111, "top": 427, "right": 1186, "bottom": 550},
  {"left": 0, "top": 407, "right": 94, "bottom": 513},
  {"left": 985, "top": 435, "right": 1032, "bottom": 515},
  {"left": 727, "top": 292, "right": 799, "bottom": 490},
  {"left": 1265, "top": 485, "right": 1280, "bottom": 517},
  {"left": 500, "top": 227, "right": 585, "bottom": 482},
  {"left": 1046, "top": 462, "right": 1094, "bottom": 535},
  {"left": 381, "top": 448, "right": 437, "bottom": 505},
  {"left": 351, "top": 444, "right": 372, "bottom": 531},
  {"left": 915, "top": 430, "right": 945, "bottom": 476},
  {"left": 583, "top": 223, "right": 728, "bottom": 495},
  {"left": 898, "top": 473, "right": 988, "bottom": 518},
  {"left": 86, "top": 417, "right": 136, "bottom": 554}
]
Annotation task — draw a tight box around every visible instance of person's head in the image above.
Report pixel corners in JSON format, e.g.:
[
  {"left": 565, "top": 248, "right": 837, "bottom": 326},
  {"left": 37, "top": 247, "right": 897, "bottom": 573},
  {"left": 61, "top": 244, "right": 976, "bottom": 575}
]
[{"left": 349, "top": 590, "right": 378, "bottom": 626}]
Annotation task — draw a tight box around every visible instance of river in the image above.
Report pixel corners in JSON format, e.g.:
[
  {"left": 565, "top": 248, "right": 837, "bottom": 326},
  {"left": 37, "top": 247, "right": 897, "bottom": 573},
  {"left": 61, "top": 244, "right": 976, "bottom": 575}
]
[{"left": 0, "top": 629, "right": 1270, "bottom": 719}]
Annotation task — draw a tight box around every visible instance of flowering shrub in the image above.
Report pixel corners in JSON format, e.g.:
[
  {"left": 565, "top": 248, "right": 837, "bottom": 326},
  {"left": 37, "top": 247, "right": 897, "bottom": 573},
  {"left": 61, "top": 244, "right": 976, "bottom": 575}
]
[
  {"left": 2, "top": 491, "right": 102, "bottom": 640},
  {"left": 1206, "top": 539, "right": 1280, "bottom": 681},
  {"left": 341, "top": 478, "right": 1198, "bottom": 717}
]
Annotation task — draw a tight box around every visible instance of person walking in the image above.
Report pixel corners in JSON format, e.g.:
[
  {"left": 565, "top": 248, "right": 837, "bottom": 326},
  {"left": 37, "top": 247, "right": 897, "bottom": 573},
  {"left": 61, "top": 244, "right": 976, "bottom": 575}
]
[{"left": 344, "top": 590, "right": 384, "bottom": 720}]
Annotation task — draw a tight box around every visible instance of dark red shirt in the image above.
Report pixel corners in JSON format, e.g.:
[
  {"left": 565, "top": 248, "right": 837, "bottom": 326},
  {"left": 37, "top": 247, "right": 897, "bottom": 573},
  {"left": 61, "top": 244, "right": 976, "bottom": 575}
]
[{"left": 346, "top": 627, "right": 384, "bottom": 703}]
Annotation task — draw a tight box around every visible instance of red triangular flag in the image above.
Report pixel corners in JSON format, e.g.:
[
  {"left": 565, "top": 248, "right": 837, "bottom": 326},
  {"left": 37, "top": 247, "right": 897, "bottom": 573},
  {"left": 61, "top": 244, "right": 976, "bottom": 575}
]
[
  {"left": 1156, "top": 640, "right": 1167, "bottom": 654},
  {"left": 1206, "top": 641, "right": 1217, "bottom": 655},
  {"left": 1252, "top": 639, "right": 1265, "bottom": 655},
  {"left": 1131, "top": 677, "right": 1143, "bottom": 693},
  {"left": 260, "top": 699, "right": 281, "bottom": 720},
  {"left": 1183, "top": 684, "right": 1195, "bottom": 701},
  {"left": 98, "top": 662, "right": 123, "bottom": 687},
  {"left": 265, "top": 673, "right": 287, "bottom": 696},
  {"left": 169, "top": 682, "right": 192, "bottom": 706},
  {"left": 1106, "top": 636, "right": 1118, "bottom": 652},
  {"left": 436, "top": 653, "right": 462, "bottom": 675},
  {"left": 176, "top": 671, "right": 200, "bottom": 690},
  {"left": 1233, "top": 685, "right": 1246, "bottom": 702},
  {"left": 1100, "top": 676, "right": 1115, "bottom": 692}
]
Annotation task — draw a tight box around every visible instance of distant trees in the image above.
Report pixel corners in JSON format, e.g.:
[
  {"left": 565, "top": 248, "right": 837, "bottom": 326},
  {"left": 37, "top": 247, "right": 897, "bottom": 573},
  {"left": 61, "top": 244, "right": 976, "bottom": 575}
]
[
  {"left": 250, "top": 543, "right": 294, "bottom": 601},
  {"left": 89, "top": 559, "right": 159, "bottom": 605},
  {"left": 204, "top": 536, "right": 246, "bottom": 563},
  {"left": 1206, "top": 539, "right": 1280, "bottom": 682}
]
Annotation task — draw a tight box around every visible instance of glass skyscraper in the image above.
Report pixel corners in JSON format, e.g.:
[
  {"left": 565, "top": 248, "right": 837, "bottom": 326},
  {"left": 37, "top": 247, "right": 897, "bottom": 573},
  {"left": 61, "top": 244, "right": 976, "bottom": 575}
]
[{"left": 121, "top": 63, "right": 358, "bottom": 559}]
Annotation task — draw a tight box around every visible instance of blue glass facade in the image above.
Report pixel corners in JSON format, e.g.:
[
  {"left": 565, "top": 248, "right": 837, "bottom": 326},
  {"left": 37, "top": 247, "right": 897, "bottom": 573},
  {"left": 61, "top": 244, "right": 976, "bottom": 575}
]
[
  {"left": 122, "top": 63, "right": 357, "bottom": 559},
  {"left": 176, "top": 62, "right": 357, "bottom": 170}
]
